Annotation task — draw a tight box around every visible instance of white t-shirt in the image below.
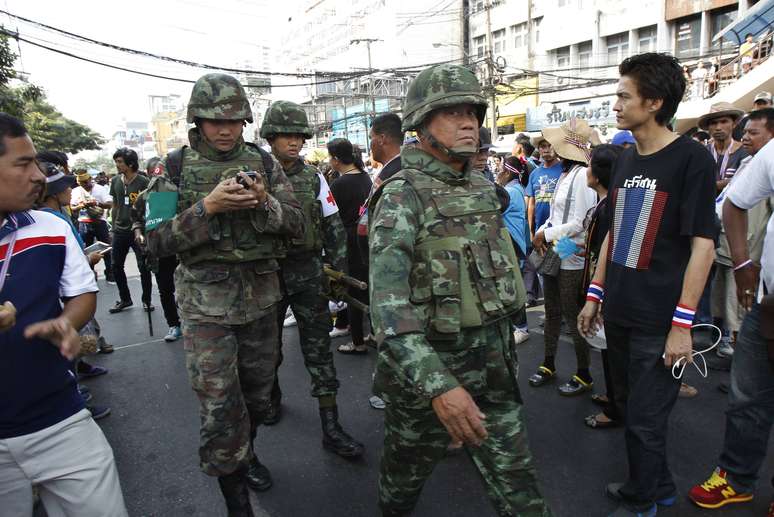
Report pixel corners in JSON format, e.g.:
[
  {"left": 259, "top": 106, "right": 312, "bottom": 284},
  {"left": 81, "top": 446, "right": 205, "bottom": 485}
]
[
  {"left": 537, "top": 165, "right": 598, "bottom": 270},
  {"left": 71, "top": 184, "right": 112, "bottom": 222},
  {"left": 726, "top": 138, "right": 774, "bottom": 299}
]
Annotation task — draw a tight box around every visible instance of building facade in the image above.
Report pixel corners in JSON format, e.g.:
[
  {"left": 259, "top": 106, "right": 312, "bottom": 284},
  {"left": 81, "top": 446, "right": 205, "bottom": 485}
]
[
  {"left": 467, "top": 0, "right": 760, "bottom": 136},
  {"left": 279, "top": 0, "right": 465, "bottom": 150}
]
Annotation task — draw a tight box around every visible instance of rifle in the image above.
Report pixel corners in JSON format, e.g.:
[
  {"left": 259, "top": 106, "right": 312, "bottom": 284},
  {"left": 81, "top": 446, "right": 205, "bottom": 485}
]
[
  {"left": 323, "top": 266, "right": 368, "bottom": 291},
  {"left": 323, "top": 266, "right": 369, "bottom": 314}
]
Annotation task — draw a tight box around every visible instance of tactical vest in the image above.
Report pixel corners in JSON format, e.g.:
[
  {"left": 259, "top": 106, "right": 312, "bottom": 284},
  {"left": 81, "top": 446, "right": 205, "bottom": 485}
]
[
  {"left": 285, "top": 163, "right": 323, "bottom": 254},
  {"left": 176, "top": 145, "right": 287, "bottom": 265},
  {"left": 376, "top": 168, "right": 525, "bottom": 339}
]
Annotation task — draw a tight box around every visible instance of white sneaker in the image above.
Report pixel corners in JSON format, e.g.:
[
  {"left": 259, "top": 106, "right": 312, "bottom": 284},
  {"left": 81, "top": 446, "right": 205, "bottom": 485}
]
[
  {"left": 513, "top": 328, "right": 530, "bottom": 344},
  {"left": 329, "top": 327, "right": 350, "bottom": 338},
  {"left": 716, "top": 338, "right": 734, "bottom": 358},
  {"left": 283, "top": 312, "right": 297, "bottom": 328},
  {"left": 164, "top": 326, "right": 182, "bottom": 342}
]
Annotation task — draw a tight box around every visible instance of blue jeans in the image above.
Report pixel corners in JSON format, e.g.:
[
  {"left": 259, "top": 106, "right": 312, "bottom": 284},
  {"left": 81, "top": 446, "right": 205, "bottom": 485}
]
[{"left": 718, "top": 303, "right": 774, "bottom": 493}]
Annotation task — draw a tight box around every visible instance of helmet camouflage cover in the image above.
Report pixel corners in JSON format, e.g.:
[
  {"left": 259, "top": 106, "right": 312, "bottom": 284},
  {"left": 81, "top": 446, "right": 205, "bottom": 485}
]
[
  {"left": 402, "top": 64, "right": 488, "bottom": 132},
  {"left": 259, "top": 100, "right": 314, "bottom": 139},
  {"left": 186, "top": 73, "right": 253, "bottom": 123}
]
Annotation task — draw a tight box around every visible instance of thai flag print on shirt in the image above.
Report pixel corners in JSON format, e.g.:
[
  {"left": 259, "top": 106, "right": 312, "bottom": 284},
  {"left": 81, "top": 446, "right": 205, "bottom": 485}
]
[{"left": 609, "top": 177, "right": 669, "bottom": 270}]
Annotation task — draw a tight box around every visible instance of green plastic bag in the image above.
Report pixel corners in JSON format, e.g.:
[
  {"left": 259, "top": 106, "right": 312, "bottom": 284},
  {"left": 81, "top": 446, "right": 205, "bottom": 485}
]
[{"left": 145, "top": 191, "right": 178, "bottom": 231}]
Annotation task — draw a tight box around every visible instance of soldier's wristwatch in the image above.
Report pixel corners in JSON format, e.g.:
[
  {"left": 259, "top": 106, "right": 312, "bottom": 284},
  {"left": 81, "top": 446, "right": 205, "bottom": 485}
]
[{"left": 193, "top": 199, "right": 208, "bottom": 218}]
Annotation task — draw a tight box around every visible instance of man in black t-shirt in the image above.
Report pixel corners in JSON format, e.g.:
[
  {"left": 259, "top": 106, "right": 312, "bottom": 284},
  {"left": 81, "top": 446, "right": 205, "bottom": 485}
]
[{"left": 579, "top": 53, "right": 716, "bottom": 517}]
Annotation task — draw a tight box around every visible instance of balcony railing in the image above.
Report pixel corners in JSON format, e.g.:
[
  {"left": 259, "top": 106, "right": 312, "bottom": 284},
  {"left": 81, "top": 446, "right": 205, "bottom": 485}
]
[{"left": 684, "top": 32, "right": 773, "bottom": 101}]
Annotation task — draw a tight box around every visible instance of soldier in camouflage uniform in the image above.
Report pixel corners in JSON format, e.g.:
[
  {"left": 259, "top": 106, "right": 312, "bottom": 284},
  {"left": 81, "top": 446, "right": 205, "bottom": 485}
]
[
  {"left": 369, "top": 64, "right": 551, "bottom": 517},
  {"left": 259, "top": 101, "right": 364, "bottom": 457},
  {"left": 146, "top": 73, "right": 304, "bottom": 517}
]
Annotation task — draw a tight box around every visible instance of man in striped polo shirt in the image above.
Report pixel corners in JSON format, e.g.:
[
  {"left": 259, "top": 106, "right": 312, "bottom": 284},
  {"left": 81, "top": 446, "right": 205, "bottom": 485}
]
[{"left": 0, "top": 113, "right": 127, "bottom": 516}]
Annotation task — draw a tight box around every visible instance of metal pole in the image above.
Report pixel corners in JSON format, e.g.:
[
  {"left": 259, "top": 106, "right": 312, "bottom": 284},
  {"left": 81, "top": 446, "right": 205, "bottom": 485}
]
[{"left": 485, "top": 0, "right": 498, "bottom": 140}]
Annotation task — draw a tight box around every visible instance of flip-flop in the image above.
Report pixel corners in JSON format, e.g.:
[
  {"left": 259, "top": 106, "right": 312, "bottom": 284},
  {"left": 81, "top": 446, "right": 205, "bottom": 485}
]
[
  {"left": 591, "top": 394, "right": 609, "bottom": 407},
  {"left": 337, "top": 342, "right": 367, "bottom": 355}
]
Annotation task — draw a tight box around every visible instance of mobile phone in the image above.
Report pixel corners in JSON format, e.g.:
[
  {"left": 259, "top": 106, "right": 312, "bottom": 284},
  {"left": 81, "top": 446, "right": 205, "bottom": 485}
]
[
  {"left": 98, "top": 247, "right": 113, "bottom": 256},
  {"left": 237, "top": 171, "right": 259, "bottom": 188}
]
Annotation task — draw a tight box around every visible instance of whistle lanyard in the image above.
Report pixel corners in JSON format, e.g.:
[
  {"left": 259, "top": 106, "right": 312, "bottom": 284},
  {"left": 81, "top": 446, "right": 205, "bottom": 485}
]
[
  {"left": 0, "top": 214, "right": 19, "bottom": 295},
  {"left": 711, "top": 143, "right": 731, "bottom": 180}
]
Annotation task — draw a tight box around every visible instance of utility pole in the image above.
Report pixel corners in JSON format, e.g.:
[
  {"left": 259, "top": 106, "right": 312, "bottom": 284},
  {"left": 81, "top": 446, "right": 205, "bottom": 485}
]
[
  {"left": 485, "top": 0, "right": 498, "bottom": 140},
  {"left": 527, "top": 0, "right": 534, "bottom": 71},
  {"left": 461, "top": 0, "right": 470, "bottom": 66},
  {"left": 351, "top": 38, "right": 380, "bottom": 153}
]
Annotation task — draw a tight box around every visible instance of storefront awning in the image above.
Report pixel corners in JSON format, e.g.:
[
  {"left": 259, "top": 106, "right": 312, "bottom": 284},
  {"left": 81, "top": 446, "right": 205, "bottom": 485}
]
[{"left": 714, "top": 0, "right": 774, "bottom": 45}]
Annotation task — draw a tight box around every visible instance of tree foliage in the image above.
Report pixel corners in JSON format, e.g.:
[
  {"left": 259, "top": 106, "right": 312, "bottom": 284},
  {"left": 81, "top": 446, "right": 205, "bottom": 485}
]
[{"left": 0, "top": 29, "right": 104, "bottom": 153}]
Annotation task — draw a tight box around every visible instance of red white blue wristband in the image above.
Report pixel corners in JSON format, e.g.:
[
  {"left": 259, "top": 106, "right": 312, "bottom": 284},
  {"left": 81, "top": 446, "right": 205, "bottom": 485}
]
[
  {"left": 586, "top": 282, "right": 604, "bottom": 303},
  {"left": 672, "top": 304, "right": 695, "bottom": 329}
]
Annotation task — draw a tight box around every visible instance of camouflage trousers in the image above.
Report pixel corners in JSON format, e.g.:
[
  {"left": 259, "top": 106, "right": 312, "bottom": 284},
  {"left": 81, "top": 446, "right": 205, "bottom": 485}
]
[
  {"left": 183, "top": 309, "right": 278, "bottom": 477},
  {"left": 274, "top": 287, "right": 339, "bottom": 399},
  {"left": 379, "top": 323, "right": 551, "bottom": 517}
]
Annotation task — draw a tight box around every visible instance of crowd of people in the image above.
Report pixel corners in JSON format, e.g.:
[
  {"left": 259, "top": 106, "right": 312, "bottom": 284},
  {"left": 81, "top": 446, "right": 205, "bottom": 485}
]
[{"left": 1, "top": 50, "right": 773, "bottom": 517}]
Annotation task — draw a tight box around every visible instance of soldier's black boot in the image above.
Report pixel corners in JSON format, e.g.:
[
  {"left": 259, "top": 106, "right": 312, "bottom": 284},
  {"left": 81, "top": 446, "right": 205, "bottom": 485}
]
[
  {"left": 263, "top": 381, "right": 282, "bottom": 426},
  {"left": 245, "top": 456, "right": 273, "bottom": 492},
  {"left": 217, "top": 469, "right": 255, "bottom": 517},
  {"left": 319, "top": 406, "right": 364, "bottom": 458}
]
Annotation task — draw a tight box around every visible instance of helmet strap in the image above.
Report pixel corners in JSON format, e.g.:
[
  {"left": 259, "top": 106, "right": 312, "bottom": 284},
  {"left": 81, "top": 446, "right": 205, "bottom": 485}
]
[{"left": 419, "top": 127, "right": 475, "bottom": 162}]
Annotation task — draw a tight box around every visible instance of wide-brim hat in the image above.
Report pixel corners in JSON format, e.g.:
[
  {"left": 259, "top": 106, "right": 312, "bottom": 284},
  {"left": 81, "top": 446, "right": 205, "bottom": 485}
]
[
  {"left": 698, "top": 102, "right": 744, "bottom": 130},
  {"left": 541, "top": 118, "right": 593, "bottom": 165},
  {"left": 530, "top": 133, "right": 548, "bottom": 148}
]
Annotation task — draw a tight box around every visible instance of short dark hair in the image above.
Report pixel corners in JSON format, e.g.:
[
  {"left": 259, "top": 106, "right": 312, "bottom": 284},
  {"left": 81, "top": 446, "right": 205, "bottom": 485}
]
[
  {"left": 113, "top": 147, "right": 139, "bottom": 171},
  {"left": 589, "top": 144, "right": 623, "bottom": 190},
  {"left": 747, "top": 107, "right": 774, "bottom": 133},
  {"left": 745, "top": 33, "right": 753, "bottom": 39},
  {"left": 619, "top": 53, "right": 686, "bottom": 126},
  {"left": 516, "top": 134, "right": 535, "bottom": 157},
  {"left": 371, "top": 113, "right": 404, "bottom": 144},
  {"left": 0, "top": 113, "right": 28, "bottom": 156},
  {"left": 36, "top": 151, "right": 68, "bottom": 167}
]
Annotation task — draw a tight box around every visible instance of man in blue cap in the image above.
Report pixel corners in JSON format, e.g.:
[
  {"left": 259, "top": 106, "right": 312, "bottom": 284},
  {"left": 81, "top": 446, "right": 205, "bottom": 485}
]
[{"left": 611, "top": 130, "right": 636, "bottom": 148}]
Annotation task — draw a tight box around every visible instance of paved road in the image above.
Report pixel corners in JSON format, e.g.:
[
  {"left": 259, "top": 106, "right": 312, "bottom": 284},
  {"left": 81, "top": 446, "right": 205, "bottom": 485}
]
[{"left": 73, "top": 257, "right": 773, "bottom": 517}]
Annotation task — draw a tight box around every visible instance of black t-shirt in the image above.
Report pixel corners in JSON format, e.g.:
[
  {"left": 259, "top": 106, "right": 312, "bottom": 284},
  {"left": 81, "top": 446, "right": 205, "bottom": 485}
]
[
  {"left": 603, "top": 136, "right": 716, "bottom": 331},
  {"left": 330, "top": 171, "right": 372, "bottom": 228}
]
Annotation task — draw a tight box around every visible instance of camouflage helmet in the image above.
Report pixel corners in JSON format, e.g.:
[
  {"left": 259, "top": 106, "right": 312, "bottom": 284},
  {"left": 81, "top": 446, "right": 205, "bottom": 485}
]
[
  {"left": 259, "top": 101, "right": 313, "bottom": 139},
  {"left": 402, "top": 64, "right": 488, "bottom": 132},
  {"left": 186, "top": 73, "right": 253, "bottom": 123}
]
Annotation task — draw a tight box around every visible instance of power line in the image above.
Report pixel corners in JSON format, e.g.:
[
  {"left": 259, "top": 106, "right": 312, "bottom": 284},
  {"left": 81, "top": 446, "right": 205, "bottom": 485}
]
[
  {"left": 4, "top": 28, "right": 485, "bottom": 88},
  {"left": 0, "top": 9, "right": 343, "bottom": 78}
]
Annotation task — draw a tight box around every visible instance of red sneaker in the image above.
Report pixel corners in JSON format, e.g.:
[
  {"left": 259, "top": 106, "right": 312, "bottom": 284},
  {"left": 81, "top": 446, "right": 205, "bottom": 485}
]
[{"left": 688, "top": 468, "right": 753, "bottom": 509}]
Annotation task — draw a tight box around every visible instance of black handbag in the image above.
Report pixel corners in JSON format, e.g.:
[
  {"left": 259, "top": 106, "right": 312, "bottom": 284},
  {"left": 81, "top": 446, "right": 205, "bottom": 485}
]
[{"left": 527, "top": 167, "right": 580, "bottom": 278}]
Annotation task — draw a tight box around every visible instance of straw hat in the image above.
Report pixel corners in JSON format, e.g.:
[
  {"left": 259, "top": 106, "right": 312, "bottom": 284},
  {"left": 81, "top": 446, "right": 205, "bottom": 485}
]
[
  {"left": 541, "top": 118, "right": 594, "bottom": 165},
  {"left": 530, "top": 133, "right": 548, "bottom": 148},
  {"left": 697, "top": 102, "right": 744, "bottom": 130}
]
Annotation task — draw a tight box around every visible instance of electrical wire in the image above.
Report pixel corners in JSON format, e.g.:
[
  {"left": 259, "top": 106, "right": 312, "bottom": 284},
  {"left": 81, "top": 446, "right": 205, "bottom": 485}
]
[{"left": 4, "top": 27, "right": 485, "bottom": 88}]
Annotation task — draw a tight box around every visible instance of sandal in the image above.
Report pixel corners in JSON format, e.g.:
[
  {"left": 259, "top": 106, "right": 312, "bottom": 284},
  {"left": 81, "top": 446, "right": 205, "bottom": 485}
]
[
  {"left": 558, "top": 375, "right": 593, "bottom": 397},
  {"left": 337, "top": 342, "right": 367, "bottom": 355},
  {"left": 591, "top": 394, "right": 609, "bottom": 407},
  {"left": 584, "top": 413, "right": 620, "bottom": 429},
  {"left": 528, "top": 366, "right": 555, "bottom": 387}
]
